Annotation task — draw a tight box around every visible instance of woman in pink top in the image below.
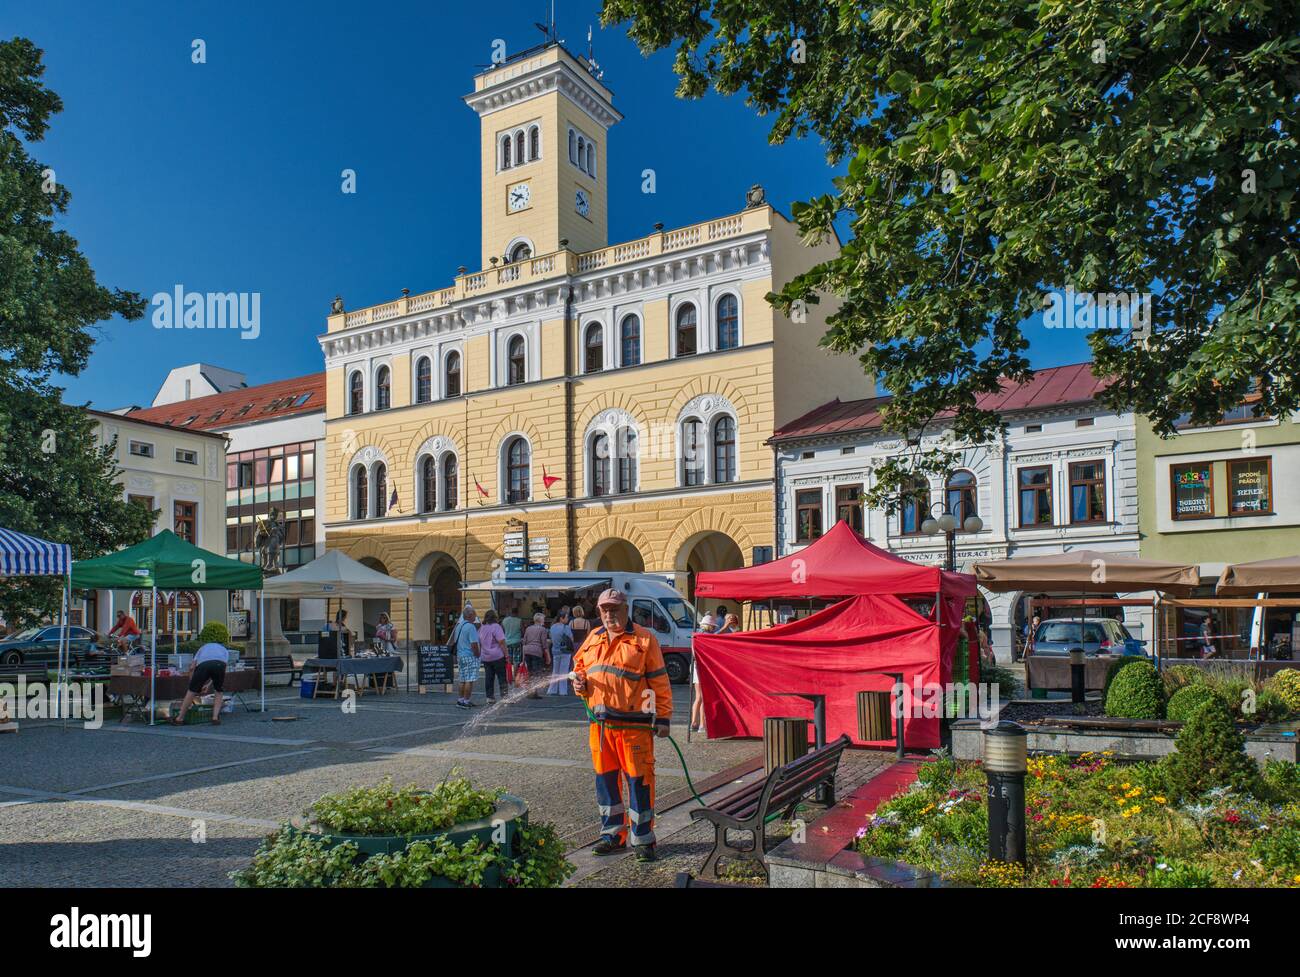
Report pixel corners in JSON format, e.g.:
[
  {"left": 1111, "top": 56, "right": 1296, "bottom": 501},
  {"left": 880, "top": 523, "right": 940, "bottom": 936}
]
[{"left": 478, "top": 609, "right": 509, "bottom": 703}]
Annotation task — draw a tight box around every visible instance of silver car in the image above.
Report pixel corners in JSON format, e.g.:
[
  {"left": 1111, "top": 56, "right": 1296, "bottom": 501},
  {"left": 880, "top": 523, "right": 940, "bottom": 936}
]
[{"left": 1031, "top": 618, "right": 1147, "bottom": 657}]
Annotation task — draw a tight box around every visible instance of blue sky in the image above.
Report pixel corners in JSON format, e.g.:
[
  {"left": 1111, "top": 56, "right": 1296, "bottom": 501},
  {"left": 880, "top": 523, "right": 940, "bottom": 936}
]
[{"left": 14, "top": 0, "right": 1092, "bottom": 409}]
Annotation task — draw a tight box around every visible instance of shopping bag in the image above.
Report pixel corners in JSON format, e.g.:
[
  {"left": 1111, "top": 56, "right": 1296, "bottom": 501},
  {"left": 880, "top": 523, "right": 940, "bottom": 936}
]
[{"left": 504, "top": 658, "right": 514, "bottom": 683}]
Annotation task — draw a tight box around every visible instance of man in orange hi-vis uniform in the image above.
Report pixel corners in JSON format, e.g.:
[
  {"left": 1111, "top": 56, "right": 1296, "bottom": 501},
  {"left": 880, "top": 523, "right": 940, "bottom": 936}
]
[{"left": 572, "top": 588, "right": 673, "bottom": 862}]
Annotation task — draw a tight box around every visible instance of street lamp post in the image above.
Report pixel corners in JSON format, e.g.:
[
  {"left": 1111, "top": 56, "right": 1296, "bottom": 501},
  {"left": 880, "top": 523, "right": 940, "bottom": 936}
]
[{"left": 920, "top": 503, "right": 983, "bottom": 572}]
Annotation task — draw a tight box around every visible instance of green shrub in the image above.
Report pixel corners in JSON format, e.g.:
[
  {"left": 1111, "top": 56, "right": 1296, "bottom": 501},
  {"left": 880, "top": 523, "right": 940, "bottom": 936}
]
[
  {"left": 1268, "top": 669, "right": 1300, "bottom": 713},
  {"left": 1249, "top": 687, "right": 1293, "bottom": 724},
  {"left": 307, "top": 777, "right": 500, "bottom": 836},
  {"left": 1102, "top": 655, "right": 1148, "bottom": 700},
  {"left": 1260, "top": 758, "right": 1300, "bottom": 804},
  {"left": 1161, "top": 664, "right": 1204, "bottom": 697},
  {"left": 1149, "top": 860, "right": 1215, "bottom": 888},
  {"left": 1162, "top": 696, "right": 1258, "bottom": 801},
  {"left": 1104, "top": 659, "right": 1165, "bottom": 719},
  {"left": 195, "top": 621, "right": 231, "bottom": 645},
  {"left": 1166, "top": 684, "right": 1220, "bottom": 723},
  {"left": 979, "top": 662, "right": 1022, "bottom": 700},
  {"left": 1250, "top": 825, "right": 1300, "bottom": 873}
]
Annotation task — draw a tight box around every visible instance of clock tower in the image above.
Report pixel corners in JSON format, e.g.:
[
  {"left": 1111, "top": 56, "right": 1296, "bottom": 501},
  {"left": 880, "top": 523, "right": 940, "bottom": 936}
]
[{"left": 465, "top": 43, "right": 620, "bottom": 269}]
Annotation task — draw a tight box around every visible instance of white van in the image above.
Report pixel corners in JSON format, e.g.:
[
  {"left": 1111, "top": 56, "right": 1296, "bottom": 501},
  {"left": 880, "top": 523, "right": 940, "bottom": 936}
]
[{"left": 462, "top": 571, "right": 698, "bottom": 683}]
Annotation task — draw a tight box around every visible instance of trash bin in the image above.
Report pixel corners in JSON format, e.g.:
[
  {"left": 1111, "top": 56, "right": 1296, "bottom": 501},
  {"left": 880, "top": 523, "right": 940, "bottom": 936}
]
[
  {"left": 763, "top": 717, "right": 810, "bottom": 774},
  {"left": 300, "top": 674, "right": 317, "bottom": 699}
]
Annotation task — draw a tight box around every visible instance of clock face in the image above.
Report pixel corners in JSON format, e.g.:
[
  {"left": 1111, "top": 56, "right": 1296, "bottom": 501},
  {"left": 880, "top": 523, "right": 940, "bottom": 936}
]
[
  {"left": 508, "top": 183, "right": 531, "bottom": 212},
  {"left": 575, "top": 189, "right": 590, "bottom": 218}
]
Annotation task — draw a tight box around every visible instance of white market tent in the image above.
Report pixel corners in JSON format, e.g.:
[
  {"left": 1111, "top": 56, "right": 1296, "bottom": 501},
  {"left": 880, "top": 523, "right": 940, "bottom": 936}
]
[
  {"left": 0, "top": 527, "right": 72, "bottom": 722},
  {"left": 261, "top": 549, "right": 412, "bottom": 689}
]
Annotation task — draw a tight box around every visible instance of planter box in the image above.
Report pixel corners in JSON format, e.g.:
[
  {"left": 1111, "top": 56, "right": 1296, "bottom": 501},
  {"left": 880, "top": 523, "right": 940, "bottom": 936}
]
[
  {"left": 951, "top": 718, "right": 1300, "bottom": 763},
  {"left": 293, "top": 794, "right": 528, "bottom": 888}
]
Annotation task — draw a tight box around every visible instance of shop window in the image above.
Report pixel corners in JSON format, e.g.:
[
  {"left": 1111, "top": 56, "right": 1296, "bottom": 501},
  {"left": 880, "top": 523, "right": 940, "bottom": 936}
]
[
  {"left": 1017, "top": 466, "right": 1053, "bottom": 526},
  {"left": 796, "top": 489, "right": 823, "bottom": 543},
  {"left": 1228, "top": 457, "right": 1272, "bottom": 514},
  {"left": 1171, "top": 461, "right": 1214, "bottom": 520}
]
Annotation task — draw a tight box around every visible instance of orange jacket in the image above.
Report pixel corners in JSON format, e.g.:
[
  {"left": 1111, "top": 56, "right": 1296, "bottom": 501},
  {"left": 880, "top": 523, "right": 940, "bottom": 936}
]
[{"left": 573, "top": 623, "right": 673, "bottom": 729}]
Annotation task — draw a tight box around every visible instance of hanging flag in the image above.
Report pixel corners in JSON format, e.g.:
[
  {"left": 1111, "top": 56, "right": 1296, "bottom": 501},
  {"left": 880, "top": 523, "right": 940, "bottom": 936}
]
[
  {"left": 474, "top": 476, "right": 489, "bottom": 506},
  {"left": 389, "top": 487, "right": 399, "bottom": 512},
  {"left": 542, "top": 465, "right": 561, "bottom": 490}
]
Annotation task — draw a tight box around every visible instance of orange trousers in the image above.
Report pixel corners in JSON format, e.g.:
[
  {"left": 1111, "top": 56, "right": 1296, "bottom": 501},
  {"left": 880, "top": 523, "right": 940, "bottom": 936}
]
[{"left": 589, "top": 722, "right": 657, "bottom": 847}]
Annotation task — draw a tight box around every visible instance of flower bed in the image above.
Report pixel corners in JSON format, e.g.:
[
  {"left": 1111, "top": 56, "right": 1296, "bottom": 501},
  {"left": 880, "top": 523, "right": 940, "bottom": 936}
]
[
  {"left": 856, "top": 742, "right": 1300, "bottom": 888},
  {"left": 232, "top": 777, "right": 573, "bottom": 888}
]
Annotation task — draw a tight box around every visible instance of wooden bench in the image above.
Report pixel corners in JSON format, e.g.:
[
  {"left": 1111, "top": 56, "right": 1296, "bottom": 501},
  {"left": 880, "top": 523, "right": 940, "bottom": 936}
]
[
  {"left": 252, "top": 655, "right": 301, "bottom": 687},
  {"left": 689, "top": 733, "right": 851, "bottom": 881}
]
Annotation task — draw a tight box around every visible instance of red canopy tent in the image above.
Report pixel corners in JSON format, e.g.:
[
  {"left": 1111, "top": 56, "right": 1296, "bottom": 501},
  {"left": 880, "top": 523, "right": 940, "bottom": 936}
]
[
  {"left": 694, "top": 520, "right": 976, "bottom": 601},
  {"left": 691, "top": 521, "right": 981, "bottom": 750}
]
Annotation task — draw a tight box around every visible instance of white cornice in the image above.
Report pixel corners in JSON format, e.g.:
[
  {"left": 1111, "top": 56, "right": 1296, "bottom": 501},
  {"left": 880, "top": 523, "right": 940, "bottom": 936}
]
[{"left": 464, "top": 60, "right": 622, "bottom": 129}]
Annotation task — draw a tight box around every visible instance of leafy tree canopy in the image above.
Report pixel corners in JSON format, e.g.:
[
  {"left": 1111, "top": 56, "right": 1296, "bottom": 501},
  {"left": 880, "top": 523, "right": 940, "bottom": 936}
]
[
  {"left": 0, "top": 37, "right": 151, "bottom": 626},
  {"left": 602, "top": 0, "right": 1300, "bottom": 504}
]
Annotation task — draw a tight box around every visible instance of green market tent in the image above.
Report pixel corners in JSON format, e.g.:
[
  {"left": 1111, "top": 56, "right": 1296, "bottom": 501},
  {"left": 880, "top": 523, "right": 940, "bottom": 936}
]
[{"left": 72, "top": 531, "right": 265, "bottom": 722}]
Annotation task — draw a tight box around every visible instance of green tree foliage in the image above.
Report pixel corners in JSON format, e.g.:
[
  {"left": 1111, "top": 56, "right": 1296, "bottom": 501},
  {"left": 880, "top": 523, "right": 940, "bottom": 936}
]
[
  {"left": 1163, "top": 695, "right": 1259, "bottom": 800},
  {"left": 601, "top": 1, "right": 1300, "bottom": 503},
  {"left": 1165, "top": 683, "right": 1220, "bottom": 722},
  {"left": 0, "top": 38, "right": 151, "bottom": 626}
]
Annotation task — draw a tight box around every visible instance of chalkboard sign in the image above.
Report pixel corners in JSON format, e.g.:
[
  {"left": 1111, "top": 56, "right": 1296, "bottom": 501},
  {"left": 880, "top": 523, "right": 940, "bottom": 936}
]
[{"left": 418, "top": 643, "right": 454, "bottom": 688}]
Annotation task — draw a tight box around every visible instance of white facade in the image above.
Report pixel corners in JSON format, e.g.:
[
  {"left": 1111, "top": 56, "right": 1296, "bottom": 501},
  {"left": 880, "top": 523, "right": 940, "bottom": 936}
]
[
  {"left": 774, "top": 398, "right": 1147, "bottom": 662},
  {"left": 151, "top": 363, "right": 247, "bottom": 406}
]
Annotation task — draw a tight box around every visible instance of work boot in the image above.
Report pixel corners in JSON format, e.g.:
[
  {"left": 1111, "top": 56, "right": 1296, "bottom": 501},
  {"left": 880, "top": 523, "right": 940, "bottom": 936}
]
[
  {"left": 635, "top": 844, "right": 657, "bottom": 863},
  {"left": 592, "top": 837, "right": 627, "bottom": 856}
]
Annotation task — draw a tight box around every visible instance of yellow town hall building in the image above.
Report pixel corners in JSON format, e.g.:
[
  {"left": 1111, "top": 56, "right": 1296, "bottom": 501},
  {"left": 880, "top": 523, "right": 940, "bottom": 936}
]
[{"left": 320, "top": 41, "right": 872, "bottom": 640}]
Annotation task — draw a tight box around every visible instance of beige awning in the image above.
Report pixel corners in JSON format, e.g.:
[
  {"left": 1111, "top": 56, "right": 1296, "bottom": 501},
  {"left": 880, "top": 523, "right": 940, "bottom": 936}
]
[
  {"left": 1216, "top": 555, "right": 1300, "bottom": 596},
  {"left": 973, "top": 550, "right": 1200, "bottom": 596}
]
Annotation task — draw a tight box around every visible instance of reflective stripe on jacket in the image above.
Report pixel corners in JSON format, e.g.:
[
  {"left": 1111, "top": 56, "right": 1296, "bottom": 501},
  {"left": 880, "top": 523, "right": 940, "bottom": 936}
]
[{"left": 573, "top": 623, "right": 673, "bottom": 728}]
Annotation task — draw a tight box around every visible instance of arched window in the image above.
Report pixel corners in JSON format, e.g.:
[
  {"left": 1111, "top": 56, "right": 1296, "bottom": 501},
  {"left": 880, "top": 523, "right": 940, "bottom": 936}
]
[
  {"left": 713, "top": 416, "right": 736, "bottom": 483},
  {"left": 354, "top": 466, "right": 368, "bottom": 520},
  {"left": 620, "top": 314, "right": 640, "bottom": 367},
  {"left": 505, "top": 438, "right": 530, "bottom": 504},
  {"left": 441, "top": 454, "right": 458, "bottom": 511},
  {"left": 507, "top": 335, "right": 526, "bottom": 386},
  {"left": 444, "top": 351, "right": 461, "bottom": 398},
  {"left": 591, "top": 433, "right": 610, "bottom": 497},
  {"left": 617, "top": 427, "right": 638, "bottom": 493},
  {"left": 901, "top": 477, "right": 930, "bottom": 535},
  {"left": 375, "top": 366, "right": 391, "bottom": 411},
  {"left": 716, "top": 294, "right": 739, "bottom": 350},
  {"left": 682, "top": 418, "right": 705, "bottom": 486},
  {"left": 529, "top": 125, "right": 540, "bottom": 160},
  {"left": 374, "top": 463, "right": 388, "bottom": 517},
  {"left": 586, "top": 142, "right": 595, "bottom": 176},
  {"left": 568, "top": 129, "right": 576, "bottom": 163},
  {"left": 509, "top": 242, "right": 531, "bottom": 263},
  {"left": 946, "top": 470, "right": 977, "bottom": 524},
  {"left": 577, "top": 136, "right": 585, "bottom": 165},
  {"left": 501, "top": 135, "right": 511, "bottom": 169},
  {"left": 515, "top": 130, "right": 526, "bottom": 166},
  {"left": 675, "top": 305, "right": 697, "bottom": 357},
  {"left": 420, "top": 456, "right": 436, "bottom": 513},
  {"left": 584, "top": 323, "right": 604, "bottom": 374},
  {"left": 416, "top": 357, "right": 432, "bottom": 403},
  {"left": 348, "top": 371, "right": 363, "bottom": 415}
]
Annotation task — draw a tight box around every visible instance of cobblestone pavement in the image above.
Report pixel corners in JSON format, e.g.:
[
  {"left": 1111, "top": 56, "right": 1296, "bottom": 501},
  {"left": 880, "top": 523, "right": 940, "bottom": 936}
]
[{"left": 0, "top": 686, "right": 764, "bottom": 887}]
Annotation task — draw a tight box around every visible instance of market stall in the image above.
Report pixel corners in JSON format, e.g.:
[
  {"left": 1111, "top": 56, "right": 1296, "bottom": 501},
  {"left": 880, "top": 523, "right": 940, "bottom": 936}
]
[
  {"left": 71, "top": 531, "right": 264, "bottom": 722},
  {"left": 0, "top": 527, "right": 72, "bottom": 729},
  {"left": 693, "top": 521, "right": 978, "bottom": 749},
  {"left": 974, "top": 550, "right": 1199, "bottom": 691},
  {"left": 260, "top": 549, "right": 410, "bottom": 692}
]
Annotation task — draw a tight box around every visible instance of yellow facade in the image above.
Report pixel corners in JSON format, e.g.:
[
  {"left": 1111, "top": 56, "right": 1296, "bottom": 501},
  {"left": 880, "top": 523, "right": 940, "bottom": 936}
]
[{"left": 320, "top": 41, "right": 873, "bottom": 641}]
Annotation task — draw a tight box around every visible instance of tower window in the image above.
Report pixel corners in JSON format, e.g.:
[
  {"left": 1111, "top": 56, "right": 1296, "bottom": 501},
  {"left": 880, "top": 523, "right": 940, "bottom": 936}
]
[
  {"left": 508, "top": 242, "right": 531, "bottom": 263},
  {"left": 586, "top": 142, "right": 595, "bottom": 177},
  {"left": 515, "top": 130, "right": 525, "bottom": 167},
  {"left": 529, "top": 125, "right": 540, "bottom": 161},
  {"left": 501, "top": 135, "right": 511, "bottom": 169},
  {"left": 568, "top": 129, "right": 576, "bottom": 164}
]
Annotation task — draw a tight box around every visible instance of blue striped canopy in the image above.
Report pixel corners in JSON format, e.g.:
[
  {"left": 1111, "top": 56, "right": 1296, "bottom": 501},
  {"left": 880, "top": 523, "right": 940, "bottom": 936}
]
[{"left": 0, "top": 528, "right": 71, "bottom": 577}]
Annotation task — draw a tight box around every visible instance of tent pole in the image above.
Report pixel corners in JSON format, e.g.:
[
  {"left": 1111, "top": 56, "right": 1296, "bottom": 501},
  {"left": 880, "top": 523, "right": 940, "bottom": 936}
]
[
  {"left": 405, "top": 595, "right": 411, "bottom": 694},
  {"left": 259, "top": 590, "right": 265, "bottom": 713},
  {"left": 58, "top": 565, "right": 70, "bottom": 728},
  {"left": 150, "top": 586, "right": 157, "bottom": 726}
]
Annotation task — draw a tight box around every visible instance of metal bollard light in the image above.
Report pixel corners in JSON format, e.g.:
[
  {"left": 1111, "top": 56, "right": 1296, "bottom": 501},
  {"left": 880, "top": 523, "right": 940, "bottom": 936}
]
[
  {"left": 983, "top": 721, "right": 1028, "bottom": 866},
  {"left": 1069, "top": 649, "right": 1086, "bottom": 707}
]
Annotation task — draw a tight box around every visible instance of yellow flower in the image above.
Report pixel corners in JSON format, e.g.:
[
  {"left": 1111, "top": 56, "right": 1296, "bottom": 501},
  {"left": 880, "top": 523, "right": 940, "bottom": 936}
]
[
  {"left": 1153, "top": 796, "right": 1167, "bottom": 805},
  {"left": 1121, "top": 782, "right": 1131, "bottom": 789}
]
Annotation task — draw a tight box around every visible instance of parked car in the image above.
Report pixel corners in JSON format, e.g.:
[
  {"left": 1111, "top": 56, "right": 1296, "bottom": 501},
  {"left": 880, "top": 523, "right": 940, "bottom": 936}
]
[
  {"left": 0, "top": 626, "right": 99, "bottom": 666},
  {"left": 1031, "top": 618, "right": 1147, "bottom": 657}
]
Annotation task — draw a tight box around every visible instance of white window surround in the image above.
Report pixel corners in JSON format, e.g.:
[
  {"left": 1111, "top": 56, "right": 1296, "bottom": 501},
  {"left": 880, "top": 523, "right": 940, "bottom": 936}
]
[
  {"left": 498, "top": 121, "right": 543, "bottom": 172},
  {"left": 669, "top": 294, "right": 707, "bottom": 358},
  {"left": 373, "top": 362, "right": 394, "bottom": 411},
  {"left": 614, "top": 304, "right": 644, "bottom": 367},
  {"left": 492, "top": 324, "right": 538, "bottom": 387},
  {"left": 412, "top": 349, "right": 435, "bottom": 404},
  {"left": 581, "top": 319, "right": 610, "bottom": 372},
  {"left": 345, "top": 366, "right": 367, "bottom": 416},
  {"left": 346, "top": 446, "right": 390, "bottom": 521},
  {"left": 413, "top": 436, "right": 459, "bottom": 513},
  {"left": 566, "top": 125, "right": 596, "bottom": 178},
  {"left": 676, "top": 394, "right": 740, "bottom": 485},
  {"left": 709, "top": 284, "right": 744, "bottom": 350},
  {"left": 583, "top": 410, "right": 640, "bottom": 496},
  {"left": 499, "top": 432, "right": 534, "bottom": 505},
  {"left": 441, "top": 344, "right": 464, "bottom": 399},
  {"left": 503, "top": 236, "right": 536, "bottom": 263}
]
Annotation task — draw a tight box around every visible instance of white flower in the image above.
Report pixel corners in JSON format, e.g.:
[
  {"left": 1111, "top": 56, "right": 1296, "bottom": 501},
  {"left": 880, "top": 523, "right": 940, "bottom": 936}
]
[
  {"left": 1156, "top": 862, "right": 1169, "bottom": 871},
  {"left": 908, "top": 826, "right": 924, "bottom": 840}
]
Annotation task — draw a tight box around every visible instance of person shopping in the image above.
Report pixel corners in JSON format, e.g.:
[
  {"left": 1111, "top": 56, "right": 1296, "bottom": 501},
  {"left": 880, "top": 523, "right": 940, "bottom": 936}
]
[
  {"left": 690, "top": 614, "right": 718, "bottom": 733},
  {"left": 451, "top": 605, "right": 480, "bottom": 709},
  {"left": 521, "top": 612, "right": 551, "bottom": 698},
  {"left": 478, "top": 609, "right": 509, "bottom": 703},
  {"left": 548, "top": 609, "right": 576, "bottom": 695}
]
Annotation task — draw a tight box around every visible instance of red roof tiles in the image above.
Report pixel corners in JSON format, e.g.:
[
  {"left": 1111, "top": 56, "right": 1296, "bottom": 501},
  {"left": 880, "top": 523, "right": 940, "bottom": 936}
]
[
  {"left": 128, "top": 373, "right": 326, "bottom": 431},
  {"left": 771, "top": 362, "right": 1109, "bottom": 443}
]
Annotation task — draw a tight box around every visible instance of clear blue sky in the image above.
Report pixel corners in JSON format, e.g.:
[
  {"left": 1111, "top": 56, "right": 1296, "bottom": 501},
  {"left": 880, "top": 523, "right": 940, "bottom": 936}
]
[{"left": 14, "top": 0, "right": 1091, "bottom": 410}]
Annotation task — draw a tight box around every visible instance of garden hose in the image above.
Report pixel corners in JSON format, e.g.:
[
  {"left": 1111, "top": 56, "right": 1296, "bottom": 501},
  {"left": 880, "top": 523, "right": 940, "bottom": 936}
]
[{"left": 581, "top": 703, "right": 787, "bottom": 824}]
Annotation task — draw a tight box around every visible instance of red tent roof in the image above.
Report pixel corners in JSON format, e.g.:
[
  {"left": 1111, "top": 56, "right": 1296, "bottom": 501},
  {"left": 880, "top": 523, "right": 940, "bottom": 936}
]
[{"left": 694, "top": 520, "right": 977, "bottom": 600}]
